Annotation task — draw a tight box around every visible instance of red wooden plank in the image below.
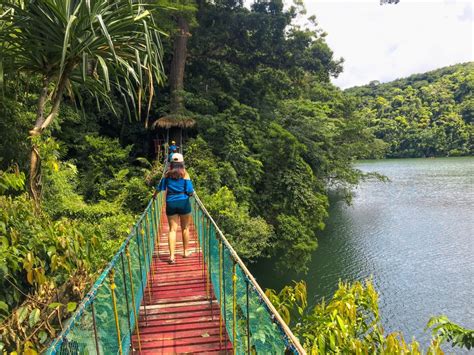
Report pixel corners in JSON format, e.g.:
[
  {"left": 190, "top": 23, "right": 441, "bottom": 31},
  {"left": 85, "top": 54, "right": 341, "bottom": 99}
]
[
  {"left": 139, "top": 314, "right": 219, "bottom": 328},
  {"left": 138, "top": 309, "right": 219, "bottom": 323},
  {"left": 140, "top": 303, "right": 220, "bottom": 317},
  {"left": 133, "top": 341, "right": 232, "bottom": 354},
  {"left": 138, "top": 320, "right": 222, "bottom": 334},
  {"left": 133, "top": 327, "right": 222, "bottom": 342},
  {"left": 148, "top": 280, "right": 206, "bottom": 291},
  {"left": 138, "top": 335, "right": 230, "bottom": 350}
]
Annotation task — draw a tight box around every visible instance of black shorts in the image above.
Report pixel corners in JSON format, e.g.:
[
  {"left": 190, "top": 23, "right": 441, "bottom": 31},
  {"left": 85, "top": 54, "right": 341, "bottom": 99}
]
[{"left": 166, "top": 199, "right": 191, "bottom": 216}]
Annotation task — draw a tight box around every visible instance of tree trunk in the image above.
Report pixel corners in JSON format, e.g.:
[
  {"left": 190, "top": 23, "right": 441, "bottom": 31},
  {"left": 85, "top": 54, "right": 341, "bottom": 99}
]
[
  {"left": 29, "top": 72, "right": 69, "bottom": 205},
  {"left": 29, "top": 78, "right": 50, "bottom": 204},
  {"left": 169, "top": 16, "right": 190, "bottom": 115}
]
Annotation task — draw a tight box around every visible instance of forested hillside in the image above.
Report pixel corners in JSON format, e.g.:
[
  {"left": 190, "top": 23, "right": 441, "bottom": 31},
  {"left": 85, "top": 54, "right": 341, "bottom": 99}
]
[{"left": 348, "top": 63, "right": 473, "bottom": 158}]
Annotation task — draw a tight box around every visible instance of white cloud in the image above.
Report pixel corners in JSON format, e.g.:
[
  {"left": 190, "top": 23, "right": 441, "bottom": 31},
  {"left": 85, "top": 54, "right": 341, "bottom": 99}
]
[{"left": 303, "top": 0, "right": 474, "bottom": 88}]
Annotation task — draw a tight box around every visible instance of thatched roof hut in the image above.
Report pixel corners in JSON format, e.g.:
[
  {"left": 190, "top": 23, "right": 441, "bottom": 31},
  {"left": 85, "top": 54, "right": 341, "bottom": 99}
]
[{"left": 152, "top": 114, "right": 196, "bottom": 129}]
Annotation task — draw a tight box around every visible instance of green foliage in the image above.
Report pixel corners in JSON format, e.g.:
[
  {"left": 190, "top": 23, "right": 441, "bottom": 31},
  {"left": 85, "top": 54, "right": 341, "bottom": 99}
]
[
  {"left": 155, "top": 0, "right": 198, "bottom": 32},
  {"left": 267, "top": 280, "right": 446, "bottom": 354},
  {"left": 202, "top": 187, "right": 273, "bottom": 260},
  {"left": 0, "top": 0, "right": 164, "bottom": 120},
  {"left": 348, "top": 63, "right": 474, "bottom": 158},
  {"left": 265, "top": 281, "right": 307, "bottom": 325},
  {"left": 182, "top": 136, "right": 224, "bottom": 195},
  {"left": 0, "top": 134, "right": 150, "bottom": 351},
  {"left": 0, "top": 193, "right": 87, "bottom": 300},
  {"left": 0, "top": 94, "right": 34, "bottom": 170},
  {"left": 75, "top": 135, "right": 133, "bottom": 201},
  {"left": 0, "top": 166, "right": 25, "bottom": 195},
  {"left": 427, "top": 316, "right": 474, "bottom": 350},
  {"left": 273, "top": 214, "right": 317, "bottom": 272},
  {"left": 178, "top": 1, "right": 375, "bottom": 271}
]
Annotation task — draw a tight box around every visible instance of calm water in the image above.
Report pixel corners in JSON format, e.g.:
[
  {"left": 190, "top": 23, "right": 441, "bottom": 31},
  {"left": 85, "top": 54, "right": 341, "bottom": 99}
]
[{"left": 252, "top": 157, "right": 474, "bottom": 349}]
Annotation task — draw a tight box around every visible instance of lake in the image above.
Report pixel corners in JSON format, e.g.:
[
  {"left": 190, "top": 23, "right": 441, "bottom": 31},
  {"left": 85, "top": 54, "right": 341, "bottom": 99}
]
[{"left": 251, "top": 157, "right": 474, "bottom": 349}]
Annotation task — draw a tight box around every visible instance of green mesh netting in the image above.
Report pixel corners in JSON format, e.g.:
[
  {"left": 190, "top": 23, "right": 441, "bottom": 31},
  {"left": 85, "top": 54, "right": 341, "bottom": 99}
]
[
  {"left": 190, "top": 197, "right": 297, "bottom": 354},
  {"left": 47, "top": 196, "right": 163, "bottom": 355}
]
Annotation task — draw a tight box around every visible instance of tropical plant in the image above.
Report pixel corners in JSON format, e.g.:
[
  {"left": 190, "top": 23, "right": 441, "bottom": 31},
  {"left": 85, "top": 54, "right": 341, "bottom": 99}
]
[
  {"left": 266, "top": 280, "right": 449, "bottom": 354},
  {"left": 0, "top": 138, "right": 140, "bottom": 352},
  {"left": 0, "top": 0, "right": 165, "bottom": 202},
  {"left": 427, "top": 316, "right": 474, "bottom": 350}
]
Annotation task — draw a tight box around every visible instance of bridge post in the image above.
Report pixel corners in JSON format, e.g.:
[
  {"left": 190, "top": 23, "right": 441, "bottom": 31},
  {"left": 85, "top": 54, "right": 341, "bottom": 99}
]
[
  {"left": 145, "top": 213, "right": 155, "bottom": 292},
  {"left": 201, "top": 212, "right": 206, "bottom": 290},
  {"left": 219, "top": 238, "right": 224, "bottom": 349},
  {"left": 109, "top": 269, "right": 123, "bottom": 355},
  {"left": 120, "top": 252, "right": 133, "bottom": 352},
  {"left": 91, "top": 301, "right": 101, "bottom": 355},
  {"left": 222, "top": 243, "right": 227, "bottom": 354},
  {"left": 209, "top": 223, "right": 214, "bottom": 321},
  {"left": 140, "top": 224, "right": 152, "bottom": 303},
  {"left": 232, "top": 261, "right": 237, "bottom": 355},
  {"left": 154, "top": 197, "right": 160, "bottom": 253},
  {"left": 246, "top": 278, "right": 250, "bottom": 354},
  {"left": 136, "top": 225, "right": 148, "bottom": 324},
  {"left": 206, "top": 220, "right": 211, "bottom": 302},
  {"left": 125, "top": 245, "right": 142, "bottom": 353}
]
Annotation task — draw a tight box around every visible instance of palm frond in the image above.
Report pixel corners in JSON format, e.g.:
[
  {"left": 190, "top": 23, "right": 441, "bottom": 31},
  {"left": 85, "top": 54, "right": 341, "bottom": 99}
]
[{"left": 0, "top": 0, "right": 165, "bottom": 122}]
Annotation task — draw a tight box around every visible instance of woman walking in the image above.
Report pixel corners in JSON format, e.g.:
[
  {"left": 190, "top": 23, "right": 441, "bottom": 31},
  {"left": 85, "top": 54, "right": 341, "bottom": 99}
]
[{"left": 155, "top": 153, "right": 194, "bottom": 264}]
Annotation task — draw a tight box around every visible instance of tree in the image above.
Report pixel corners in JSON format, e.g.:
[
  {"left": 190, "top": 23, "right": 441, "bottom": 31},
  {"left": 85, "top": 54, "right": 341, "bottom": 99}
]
[
  {"left": 0, "top": 0, "right": 164, "bottom": 203},
  {"left": 153, "top": 0, "right": 197, "bottom": 137}
]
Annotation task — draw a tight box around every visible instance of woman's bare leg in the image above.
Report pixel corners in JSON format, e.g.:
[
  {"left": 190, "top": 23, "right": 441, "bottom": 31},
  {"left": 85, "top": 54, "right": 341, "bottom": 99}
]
[
  {"left": 168, "top": 215, "right": 179, "bottom": 261},
  {"left": 180, "top": 213, "right": 192, "bottom": 257}
]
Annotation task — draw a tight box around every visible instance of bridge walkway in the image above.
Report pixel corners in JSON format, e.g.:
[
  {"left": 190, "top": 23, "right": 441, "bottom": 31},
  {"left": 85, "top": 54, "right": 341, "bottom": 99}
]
[
  {"left": 132, "top": 212, "right": 232, "bottom": 354},
  {"left": 46, "top": 190, "right": 305, "bottom": 355}
]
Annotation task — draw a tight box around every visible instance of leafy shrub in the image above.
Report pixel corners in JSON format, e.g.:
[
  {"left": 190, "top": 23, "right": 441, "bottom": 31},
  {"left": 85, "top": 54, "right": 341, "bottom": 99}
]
[
  {"left": 266, "top": 280, "right": 446, "bottom": 354},
  {"left": 0, "top": 193, "right": 93, "bottom": 312},
  {"left": 0, "top": 136, "right": 146, "bottom": 352},
  {"left": 427, "top": 316, "right": 474, "bottom": 350},
  {"left": 202, "top": 187, "right": 273, "bottom": 260},
  {"left": 75, "top": 135, "right": 133, "bottom": 202},
  {"left": 0, "top": 95, "right": 34, "bottom": 170}
]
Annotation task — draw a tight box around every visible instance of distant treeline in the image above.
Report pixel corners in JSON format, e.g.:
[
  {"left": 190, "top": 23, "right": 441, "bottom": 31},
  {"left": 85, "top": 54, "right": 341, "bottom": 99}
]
[{"left": 347, "top": 63, "right": 473, "bottom": 158}]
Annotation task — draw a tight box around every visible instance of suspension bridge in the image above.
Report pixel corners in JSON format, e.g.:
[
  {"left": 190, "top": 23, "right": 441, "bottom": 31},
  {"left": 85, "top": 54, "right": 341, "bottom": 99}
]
[{"left": 46, "top": 165, "right": 305, "bottom": 354}]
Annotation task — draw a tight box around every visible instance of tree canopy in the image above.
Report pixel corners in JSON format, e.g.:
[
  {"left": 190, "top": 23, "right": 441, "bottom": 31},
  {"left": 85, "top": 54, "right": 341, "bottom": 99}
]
[{"left": 347, "top": 63, "right": 473, "bottom": 158}]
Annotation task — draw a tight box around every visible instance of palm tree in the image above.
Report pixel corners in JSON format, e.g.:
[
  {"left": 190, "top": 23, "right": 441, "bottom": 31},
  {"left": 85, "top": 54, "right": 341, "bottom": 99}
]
[{"left": 0, "top": 0, "right": 165, "bottom": 203}]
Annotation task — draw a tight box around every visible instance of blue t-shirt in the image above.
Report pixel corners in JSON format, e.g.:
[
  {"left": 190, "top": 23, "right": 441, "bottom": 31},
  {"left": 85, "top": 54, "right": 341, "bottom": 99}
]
[
  {"left": 156, "top": 177, "right": 194, "bottom": 202},
  {"left": 169, "top": 145, "right": 178, "bottom": 152}
]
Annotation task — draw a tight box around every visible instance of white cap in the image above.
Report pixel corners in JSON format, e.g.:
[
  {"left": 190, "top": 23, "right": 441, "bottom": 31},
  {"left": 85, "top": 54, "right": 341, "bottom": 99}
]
[{"left": 171, "top": 153, "right": 184, "bottom": 163}]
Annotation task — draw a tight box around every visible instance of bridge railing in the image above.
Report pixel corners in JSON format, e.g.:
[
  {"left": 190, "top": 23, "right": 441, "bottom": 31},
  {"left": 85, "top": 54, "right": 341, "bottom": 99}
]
[
  {"left": 192, "top": 193, "right": 306, "bottom": 354},
  {"left": 46, "top": 194, "right": 165, "bottom": 355},
  {"left": 46, "top": 158, "right": 305, "bottom": 354}
]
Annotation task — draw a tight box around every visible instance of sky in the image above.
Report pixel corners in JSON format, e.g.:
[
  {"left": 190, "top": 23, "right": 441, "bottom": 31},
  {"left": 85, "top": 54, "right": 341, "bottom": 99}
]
[
  {"left": 302, "top": 0, "right": 474, "bottom": 88},
  {"left": 244, "top": 0, "right": 474, "bottom": 89}
]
